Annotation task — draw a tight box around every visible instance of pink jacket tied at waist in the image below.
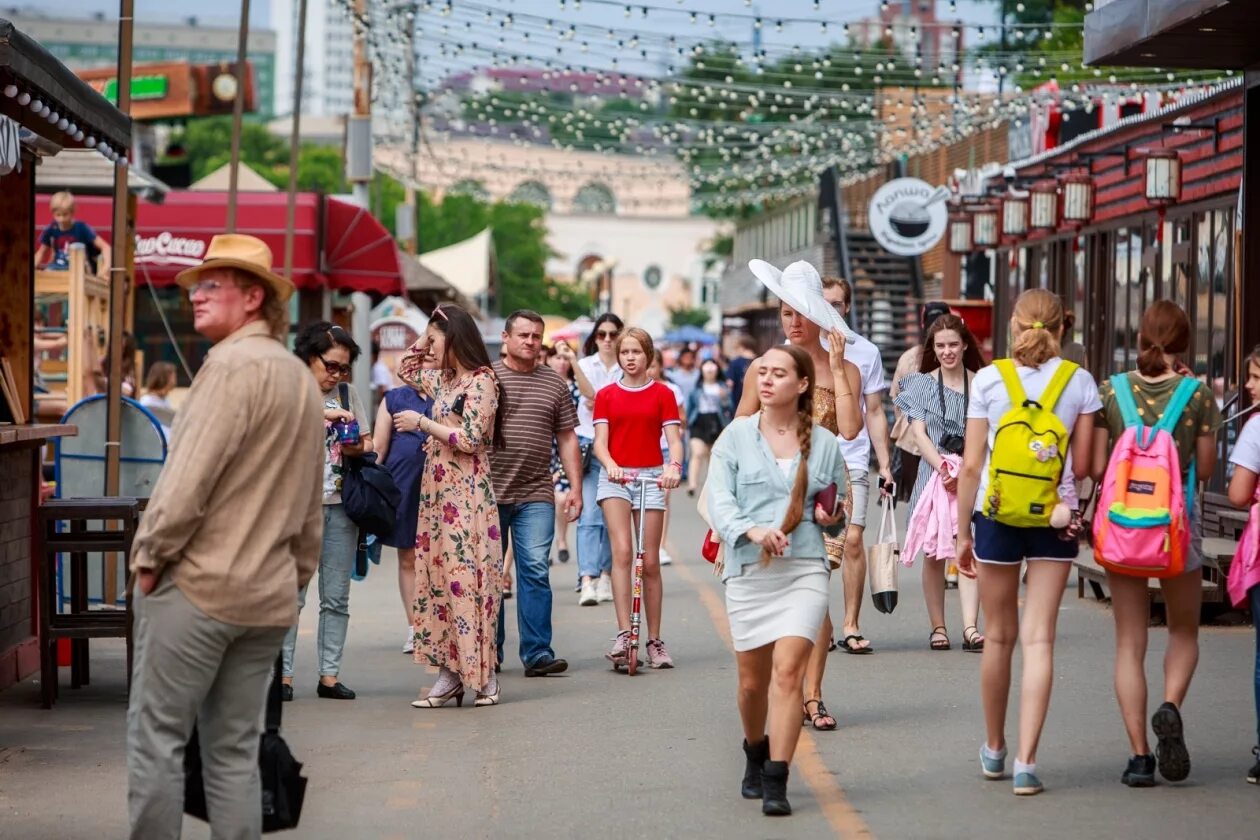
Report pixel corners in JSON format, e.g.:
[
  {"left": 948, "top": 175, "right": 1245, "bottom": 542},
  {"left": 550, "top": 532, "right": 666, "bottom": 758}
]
[
  {"left": 1226, "top": 487, "right": 1260, "bottom": 608},
  {"left": 901, "top": 454, "right": 961, "bottom": 567}
]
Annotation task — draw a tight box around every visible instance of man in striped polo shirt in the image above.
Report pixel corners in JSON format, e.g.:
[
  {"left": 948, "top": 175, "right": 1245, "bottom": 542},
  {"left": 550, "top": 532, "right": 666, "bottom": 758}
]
[{"left": 492, "top": 309, "right": 584, "bottom": 676}]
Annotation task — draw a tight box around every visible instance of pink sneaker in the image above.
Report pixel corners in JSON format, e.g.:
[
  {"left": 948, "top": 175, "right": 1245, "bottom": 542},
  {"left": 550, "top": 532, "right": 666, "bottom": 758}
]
[
  {"left": 646, "top": 638, "right": 674, "bottom": 669},
  {"left": 605, "top": 630, "right": 631, "bottom": 663}
]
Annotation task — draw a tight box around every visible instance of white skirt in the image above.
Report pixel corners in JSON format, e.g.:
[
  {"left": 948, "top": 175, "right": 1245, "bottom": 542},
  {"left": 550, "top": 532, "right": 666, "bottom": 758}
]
[{"left": 724, "top": 558, "right": 830, "bottom": 652}]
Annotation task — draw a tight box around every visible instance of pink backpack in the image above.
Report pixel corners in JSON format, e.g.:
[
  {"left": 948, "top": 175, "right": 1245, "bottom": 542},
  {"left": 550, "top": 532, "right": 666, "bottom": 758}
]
[
  {"left": 1093, "top": 374, "right": 1199, "bottom": 579},
  {"left": 1226, "top": 485, "right": 1260, "bottom": 608}
]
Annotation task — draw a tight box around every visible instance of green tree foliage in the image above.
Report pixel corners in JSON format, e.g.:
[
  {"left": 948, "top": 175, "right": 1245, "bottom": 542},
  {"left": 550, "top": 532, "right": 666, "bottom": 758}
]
[
  {"left": 417, "top": 192, "right": 589, "bottom": 318},
  {"left": 171, "top": 116, "right": 346, "bottom": 192},
  {"left": 667, "top": 305, "right": 712, "bottom": 329}
]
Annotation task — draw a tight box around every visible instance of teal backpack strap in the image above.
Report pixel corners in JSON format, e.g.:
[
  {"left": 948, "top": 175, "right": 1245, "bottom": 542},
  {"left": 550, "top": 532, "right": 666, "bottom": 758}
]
[
  {"left": 1110, "top": 373, "right": 1142, "bottom": 429},
  {"left": 1155, "top": 376, "right": 1200, "bottom": 435}
]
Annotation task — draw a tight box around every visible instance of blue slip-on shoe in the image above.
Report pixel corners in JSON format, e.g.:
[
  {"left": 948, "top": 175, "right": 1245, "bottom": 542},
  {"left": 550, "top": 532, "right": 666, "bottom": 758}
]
[
  {"left": 979, "top": 745, "right": 1007, "bottom": 780},
  {"left": 1013, "top": 772, "right": 1044, "bottom": 796}
]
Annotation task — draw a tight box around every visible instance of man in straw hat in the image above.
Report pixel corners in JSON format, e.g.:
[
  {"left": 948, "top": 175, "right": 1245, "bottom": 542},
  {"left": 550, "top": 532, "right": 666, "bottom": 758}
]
[{"left": 127, "top": 234, "right": 325, "bottom": 838}]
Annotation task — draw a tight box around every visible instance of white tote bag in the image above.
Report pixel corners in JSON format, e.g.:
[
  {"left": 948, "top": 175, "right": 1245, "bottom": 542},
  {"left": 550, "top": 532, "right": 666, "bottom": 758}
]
[{"left": 867, "top": 495, "right": 900, "bottom": 614}]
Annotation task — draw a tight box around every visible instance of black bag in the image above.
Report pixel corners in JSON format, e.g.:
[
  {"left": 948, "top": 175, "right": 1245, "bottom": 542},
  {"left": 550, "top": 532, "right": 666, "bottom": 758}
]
[
  {"left": 185, "top": 656, "right": 307, "bottom": 832},
  {"left": 337, "top": 384, "right": 401, "bottom": 537}
]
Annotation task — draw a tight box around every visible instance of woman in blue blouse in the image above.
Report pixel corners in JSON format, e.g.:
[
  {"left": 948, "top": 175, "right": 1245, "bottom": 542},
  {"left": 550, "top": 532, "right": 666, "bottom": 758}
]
[{"left": 707, "top": 345, "right": 849, "bottom": 818}]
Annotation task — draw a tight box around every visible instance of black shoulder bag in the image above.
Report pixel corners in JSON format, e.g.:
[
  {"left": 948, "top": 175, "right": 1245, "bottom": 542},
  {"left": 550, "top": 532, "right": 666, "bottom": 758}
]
[
  {"left": 337, "top": 383, "right": 402, "bottom": 539},
  {"left": 185, "top": 656, "right": 308, "bottom": 832}
]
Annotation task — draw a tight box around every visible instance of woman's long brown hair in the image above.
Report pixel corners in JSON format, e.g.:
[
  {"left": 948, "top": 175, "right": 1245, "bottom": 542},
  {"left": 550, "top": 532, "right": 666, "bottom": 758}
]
[
  {"left": 919, "top": 314, "right": 986, "bottom": 374},
  {"left": 761, "top": 345, "right": 816, "bottom": 562}
]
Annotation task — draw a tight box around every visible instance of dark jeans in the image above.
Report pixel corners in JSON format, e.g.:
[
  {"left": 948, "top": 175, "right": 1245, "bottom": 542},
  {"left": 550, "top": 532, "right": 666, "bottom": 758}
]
[{"left": 495, "top": 502, "right": 557, "bottom": 668}]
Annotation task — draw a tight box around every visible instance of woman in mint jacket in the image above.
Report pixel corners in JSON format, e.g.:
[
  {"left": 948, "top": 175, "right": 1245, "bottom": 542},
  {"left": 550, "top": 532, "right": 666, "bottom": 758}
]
[{"left": 706, "top": 345, "right": 849, "bottom": 818}]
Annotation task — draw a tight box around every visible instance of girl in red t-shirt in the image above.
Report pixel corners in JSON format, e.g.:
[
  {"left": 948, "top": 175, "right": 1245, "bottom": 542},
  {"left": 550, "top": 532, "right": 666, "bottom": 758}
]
[{"left": 593, "top": 327, "right": 684, "bottom": 668}]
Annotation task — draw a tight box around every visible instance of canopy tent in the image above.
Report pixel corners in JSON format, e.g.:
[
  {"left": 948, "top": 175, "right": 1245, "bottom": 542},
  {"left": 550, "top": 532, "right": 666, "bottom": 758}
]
[
  {"left": 548, "top": 316, "right": 594, "bottom": 344},
  {"left": 45, "top": 190, "right": 404, "bottom": 297},
  {"left": 662, "top": 325, "right": 718, "bottom": 345},
  {"left": 417, "top": 228, "right": 495, "bottom": 302},
  {"left": 189, "top": 162, "right": 279, "bottom": 192}
]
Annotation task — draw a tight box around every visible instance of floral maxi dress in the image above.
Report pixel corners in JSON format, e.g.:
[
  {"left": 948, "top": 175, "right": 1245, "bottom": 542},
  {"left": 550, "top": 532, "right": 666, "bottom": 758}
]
[{"left": 397, "top": 359, "right": 502, "bottom": 690}]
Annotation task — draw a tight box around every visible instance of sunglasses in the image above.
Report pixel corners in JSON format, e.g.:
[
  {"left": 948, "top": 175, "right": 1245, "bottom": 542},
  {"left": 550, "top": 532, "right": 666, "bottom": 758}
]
[
  {"left": 319, "top": 356, "right": 352, "bottom": 378},
  {"left": 596, "top": 329, "right": 621, "bottom": 340}
]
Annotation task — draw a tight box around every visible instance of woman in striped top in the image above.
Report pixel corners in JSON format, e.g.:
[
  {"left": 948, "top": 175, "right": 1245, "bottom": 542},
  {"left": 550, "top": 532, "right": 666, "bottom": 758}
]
[{"left": 893, "top": 314, "right": 985, "bottom": 652}]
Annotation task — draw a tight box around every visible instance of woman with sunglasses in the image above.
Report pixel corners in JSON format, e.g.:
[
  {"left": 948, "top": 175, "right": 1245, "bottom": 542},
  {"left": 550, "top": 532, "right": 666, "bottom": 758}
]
[
  {"left": 281, "top": 321, "right": 373, "bottom": 701},
  {"left": 561, "top": 313, "right": 625, "bottom": 606}
]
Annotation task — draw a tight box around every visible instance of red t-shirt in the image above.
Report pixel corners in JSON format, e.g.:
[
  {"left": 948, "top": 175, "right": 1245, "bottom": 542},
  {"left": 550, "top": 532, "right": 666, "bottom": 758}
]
[{"left": 593, "top": 380, "right": 681, "bottom": 468}]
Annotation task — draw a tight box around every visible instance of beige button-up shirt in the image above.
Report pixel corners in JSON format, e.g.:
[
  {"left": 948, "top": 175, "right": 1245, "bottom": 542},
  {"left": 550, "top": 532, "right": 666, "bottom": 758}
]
[{"left": 131, "top": 320, "right": 325, "bottom": 628}]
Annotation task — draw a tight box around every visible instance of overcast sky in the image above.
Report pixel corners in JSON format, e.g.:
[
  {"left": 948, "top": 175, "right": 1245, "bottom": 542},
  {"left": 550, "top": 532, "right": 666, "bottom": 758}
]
[{"left": 49, "top": 0, "right": 999, "bottom": 39}]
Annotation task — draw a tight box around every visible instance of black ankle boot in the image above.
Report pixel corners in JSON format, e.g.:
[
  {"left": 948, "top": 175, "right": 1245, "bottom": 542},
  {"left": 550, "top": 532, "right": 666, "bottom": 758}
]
[
  {"left": 741, "top": 738, "right": 769, "bottom": 799},
  {"left": 761, "top": 760, "right": 791, "bottom": 816}
]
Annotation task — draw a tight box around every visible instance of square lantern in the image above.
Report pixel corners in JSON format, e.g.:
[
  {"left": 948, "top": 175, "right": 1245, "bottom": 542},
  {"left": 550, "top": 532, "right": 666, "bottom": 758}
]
[
  {"left": 971, "top": 204, "right": 999, "bottom": 247},
  {"left": 1061, "top": 173, "right": 1095, "bottom": 224},
  {"left": 1029, "top": 182, "right": 1058, "bottom": 229},
  {"left": 1001, "top": 193, "right": 1030, "bottom": 239},
  {"left": 948, "top": 211, "right": 973, "bottom": 254},
  {"left": 1145, "top": 149, "right": 1182, "bottom": 206}
]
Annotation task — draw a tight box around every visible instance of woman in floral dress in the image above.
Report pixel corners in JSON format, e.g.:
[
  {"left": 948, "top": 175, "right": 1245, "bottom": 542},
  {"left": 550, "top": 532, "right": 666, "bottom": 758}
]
[{"left": 397, "top": 303, "right": 505, "bottom": 707}]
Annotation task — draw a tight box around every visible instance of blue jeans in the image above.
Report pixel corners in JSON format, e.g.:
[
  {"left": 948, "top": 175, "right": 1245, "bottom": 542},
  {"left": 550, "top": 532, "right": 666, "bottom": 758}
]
[
  {"left": 281, "top": 504, "right": 358, "bottom": 678},
  {"left": 1251, "top": 584, "right": 1260, "bottom": 744},
  {"left": 495, "top": 502, "right": 557, "bottom": 667},
  {"left": 577, "top": 452, "right": 612, "bottom": 580}
]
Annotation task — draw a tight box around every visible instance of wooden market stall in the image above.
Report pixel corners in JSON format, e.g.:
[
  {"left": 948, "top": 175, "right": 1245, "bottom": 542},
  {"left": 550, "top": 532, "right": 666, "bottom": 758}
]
[{"left": 0, "top": 19, "right": 130, "bottom": 692}]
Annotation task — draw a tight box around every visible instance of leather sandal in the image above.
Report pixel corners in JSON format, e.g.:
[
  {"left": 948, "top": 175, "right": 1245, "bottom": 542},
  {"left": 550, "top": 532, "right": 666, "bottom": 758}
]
[
  {"left": 929, "top": 625, "right": 951, "bottom": 651},
  {"left": 802, "top": 698, "right": 837, "bottom": 731},
  {"left": 962, "top": 625, "right": 985, "bottom": 653}
]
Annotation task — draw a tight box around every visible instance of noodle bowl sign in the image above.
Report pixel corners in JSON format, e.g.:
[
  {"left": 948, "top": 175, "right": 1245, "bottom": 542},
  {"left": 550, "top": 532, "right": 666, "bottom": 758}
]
[{"left": 867, "top": 177, "right": 948, "bottom": 257}]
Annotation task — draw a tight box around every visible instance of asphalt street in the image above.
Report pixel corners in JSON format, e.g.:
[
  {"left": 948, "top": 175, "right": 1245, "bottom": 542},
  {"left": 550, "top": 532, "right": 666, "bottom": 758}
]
[{"left": 1, "top": 495, "right": 1257, "bottom": 839}]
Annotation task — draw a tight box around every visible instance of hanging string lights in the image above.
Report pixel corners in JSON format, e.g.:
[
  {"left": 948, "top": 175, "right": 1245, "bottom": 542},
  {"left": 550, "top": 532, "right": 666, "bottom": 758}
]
[{"left": 327, "top": 0, "right": 1233, "bottom": 211}]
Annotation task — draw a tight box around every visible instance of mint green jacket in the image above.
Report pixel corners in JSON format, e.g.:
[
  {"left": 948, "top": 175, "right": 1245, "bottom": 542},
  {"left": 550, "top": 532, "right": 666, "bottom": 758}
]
[{"left": 707, "top": 414, "right": 849, "bottom": 582}]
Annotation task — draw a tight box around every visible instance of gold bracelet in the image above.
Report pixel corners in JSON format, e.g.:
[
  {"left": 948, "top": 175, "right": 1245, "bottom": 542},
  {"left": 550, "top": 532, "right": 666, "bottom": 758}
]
[{"left": 835, "top": 391, "right": 854, "bottom": 398}]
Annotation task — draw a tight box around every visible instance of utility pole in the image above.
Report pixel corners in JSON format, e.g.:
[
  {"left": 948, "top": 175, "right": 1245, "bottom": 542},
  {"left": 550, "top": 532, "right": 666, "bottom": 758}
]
[
  {"left": 405, "top": 4, "right": 418, "bottom": 255},
  {"left": 997, "top": 0, "right": 1008, "bottom": 97},
  {"left": 226, "top": 0, "right": 251, "bottom": 231},
  {"left": 349, "top": 0, "right": 372, "bottom": 208},
  {"left": 283, "top": 0, "right": 309, "bottom": 281},
  {"left": 105, "top": 0, "right": 135, "bottom": 499}
]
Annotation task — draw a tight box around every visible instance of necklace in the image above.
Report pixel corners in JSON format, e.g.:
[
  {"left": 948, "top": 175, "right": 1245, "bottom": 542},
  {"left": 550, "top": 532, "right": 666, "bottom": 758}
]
[{"left": 760, "top": 416, "right": 792, "bottom": 437}]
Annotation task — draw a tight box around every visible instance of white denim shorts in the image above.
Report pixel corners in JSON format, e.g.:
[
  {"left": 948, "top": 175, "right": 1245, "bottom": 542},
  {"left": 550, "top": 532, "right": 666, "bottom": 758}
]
[{"left": 596, "top": 465, "right": 668, "bottom": 511}]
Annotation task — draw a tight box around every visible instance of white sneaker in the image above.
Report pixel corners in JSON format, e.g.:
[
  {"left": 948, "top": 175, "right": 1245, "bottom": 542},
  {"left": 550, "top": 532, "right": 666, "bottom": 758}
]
[
  {"left": 595, "top": 575, "right": 614, "bottom": 603},
  {"left": 659, "top": 549, "right": 673, "bottom": 566},
  {"left": 579, "top": 580, "right": 599, "bottom": 606},
  {"left": 402, "top": 627, "right": 415, "bottom": 654}
]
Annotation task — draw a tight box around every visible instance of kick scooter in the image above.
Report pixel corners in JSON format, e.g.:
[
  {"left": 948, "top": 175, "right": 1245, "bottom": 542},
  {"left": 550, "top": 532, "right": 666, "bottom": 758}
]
[{"left": 611, "top": 473, "right": 657, "bottom": 676}]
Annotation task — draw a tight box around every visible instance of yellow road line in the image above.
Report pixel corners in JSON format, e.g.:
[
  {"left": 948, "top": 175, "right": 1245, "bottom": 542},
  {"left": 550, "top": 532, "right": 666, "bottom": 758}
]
[{"left": 671, "top": 551, "right": 873, "bottom": 839}]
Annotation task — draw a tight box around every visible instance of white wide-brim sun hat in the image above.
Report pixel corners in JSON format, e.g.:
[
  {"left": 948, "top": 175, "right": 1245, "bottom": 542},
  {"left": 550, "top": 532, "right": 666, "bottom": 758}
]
[{"left": 748, "top": 259, "right": 856, "bottom": 350}]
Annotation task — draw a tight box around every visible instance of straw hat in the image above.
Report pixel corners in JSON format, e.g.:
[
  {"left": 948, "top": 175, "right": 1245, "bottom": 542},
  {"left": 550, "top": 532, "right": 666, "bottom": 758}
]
[
  {"left": 175, "top": 234, "right": 295, "bottom": 303},
  {"left": 749, "top": 259, "right": 855, "bottom": 350}
]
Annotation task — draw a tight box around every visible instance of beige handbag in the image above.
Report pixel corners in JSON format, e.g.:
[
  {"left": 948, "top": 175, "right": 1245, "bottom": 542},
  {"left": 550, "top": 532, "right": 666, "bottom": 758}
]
[
  {"left": 891, "top": 411, "right": 921, "bottom": 456},
  {"left": 867, "top": 495, "right": 900, "bottom": 614}
]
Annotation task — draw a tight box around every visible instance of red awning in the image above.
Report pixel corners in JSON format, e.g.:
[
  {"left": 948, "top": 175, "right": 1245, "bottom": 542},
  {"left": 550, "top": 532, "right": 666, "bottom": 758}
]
[
  {"left": 324, "top": 197, "right": 404, "bottom": 297},
  {"left": 43, "top": 191, "right": 325, "bottom": 290}
]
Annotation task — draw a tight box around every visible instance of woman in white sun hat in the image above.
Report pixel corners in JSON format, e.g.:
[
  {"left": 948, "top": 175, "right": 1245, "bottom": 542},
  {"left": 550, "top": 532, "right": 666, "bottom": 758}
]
[{"left": 728, "top": 259, "right": 863, "bottom": 733}]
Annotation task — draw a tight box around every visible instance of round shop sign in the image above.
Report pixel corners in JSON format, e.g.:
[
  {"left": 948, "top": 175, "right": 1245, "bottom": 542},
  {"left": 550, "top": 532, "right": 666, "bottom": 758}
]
[{"left": 867, "top": 177, "right": 949, "bottom": 257}]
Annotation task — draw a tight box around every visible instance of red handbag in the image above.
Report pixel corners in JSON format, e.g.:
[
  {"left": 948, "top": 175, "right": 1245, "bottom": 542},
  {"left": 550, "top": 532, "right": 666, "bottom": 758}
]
[{"left": 701, "top": 529, "right": 720, "bottom": 563}]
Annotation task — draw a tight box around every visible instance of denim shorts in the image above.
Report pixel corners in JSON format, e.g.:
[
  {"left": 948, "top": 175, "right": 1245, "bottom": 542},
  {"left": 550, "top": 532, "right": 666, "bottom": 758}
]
[
  {"left": 596, "top": 465, "right": 667, "bottom": 511},
  {"left": 970, "top": 512, "right": 1079, "bottom": 565}
]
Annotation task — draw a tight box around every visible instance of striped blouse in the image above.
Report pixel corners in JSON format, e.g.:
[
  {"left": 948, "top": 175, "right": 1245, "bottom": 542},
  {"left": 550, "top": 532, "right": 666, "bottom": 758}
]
[{"left": 892, "top": 371, "right": 970, "bottom": 513}]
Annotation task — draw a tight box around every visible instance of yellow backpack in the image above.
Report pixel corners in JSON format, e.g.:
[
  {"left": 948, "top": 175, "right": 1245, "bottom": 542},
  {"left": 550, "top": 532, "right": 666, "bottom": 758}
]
[{"left": 984, "top": 359, "right": 1078, "bottom": 528}]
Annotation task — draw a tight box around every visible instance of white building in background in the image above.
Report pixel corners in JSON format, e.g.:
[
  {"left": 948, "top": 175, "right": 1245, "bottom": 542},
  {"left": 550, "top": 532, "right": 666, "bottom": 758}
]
[
  {"left": 375, "top": 138, "right": 726, "bottom": 333},
  {"left": 270, "top": 0, "right": 354, "bottom": 117}
]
